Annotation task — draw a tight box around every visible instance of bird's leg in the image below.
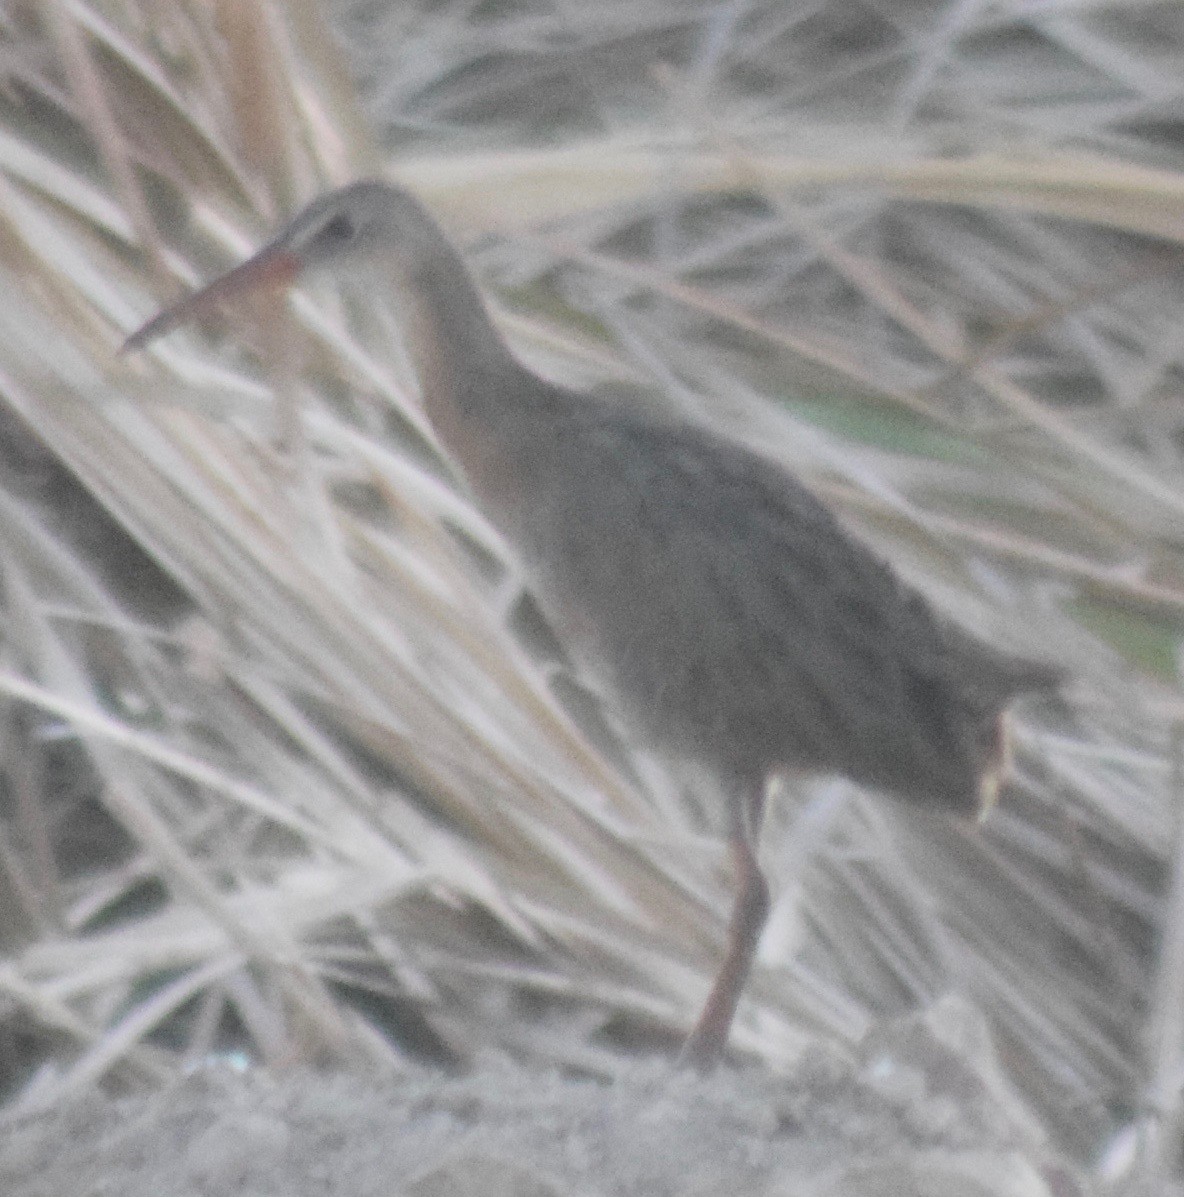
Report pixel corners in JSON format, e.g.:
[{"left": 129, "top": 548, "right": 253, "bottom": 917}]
[{"left": 678, "top": 778, "right": 771, "bottom": 1071}]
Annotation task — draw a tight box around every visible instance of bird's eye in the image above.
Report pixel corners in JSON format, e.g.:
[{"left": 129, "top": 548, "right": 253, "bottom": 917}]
[{"left": 319, "top": 213, "right": 355, "bottom": 244}]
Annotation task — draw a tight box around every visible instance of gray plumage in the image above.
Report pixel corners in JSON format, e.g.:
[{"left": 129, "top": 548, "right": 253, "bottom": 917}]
[{"left": 124, "top": 179, "right": 1061, "bottom": 1066}]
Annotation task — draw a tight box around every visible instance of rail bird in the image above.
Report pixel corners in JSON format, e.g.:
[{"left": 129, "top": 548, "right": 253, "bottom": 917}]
[{"left": 123, "top": 180, "right": 1061, "bottom": 1067}]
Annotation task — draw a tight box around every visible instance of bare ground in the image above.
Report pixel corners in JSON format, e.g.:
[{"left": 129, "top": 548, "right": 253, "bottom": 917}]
[{"left": 1, "top": 1000, "right": 1094, "bottom": 1197}]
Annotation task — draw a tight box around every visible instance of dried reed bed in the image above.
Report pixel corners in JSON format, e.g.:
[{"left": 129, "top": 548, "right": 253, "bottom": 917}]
[{"left": 0, "top": 0, "right": 1180, "bottom": 1180}]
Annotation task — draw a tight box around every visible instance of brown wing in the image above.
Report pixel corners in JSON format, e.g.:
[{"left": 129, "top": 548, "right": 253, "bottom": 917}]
[{"left": 483, "top": 387, "right": 1057, "bottom": 813}]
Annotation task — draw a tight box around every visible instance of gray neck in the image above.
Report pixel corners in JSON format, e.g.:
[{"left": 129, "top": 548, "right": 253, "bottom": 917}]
[
  {"left": 385, "top": 228, "right": 543, "bottom": 516},
  {"left": 393, "top": 234, "right": 520, "bottom": 421}
]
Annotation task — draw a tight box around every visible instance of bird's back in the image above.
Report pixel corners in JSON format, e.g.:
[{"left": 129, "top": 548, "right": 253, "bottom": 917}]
[{"left": 456, "top": 376, "right": 1053, "bottom": 815}]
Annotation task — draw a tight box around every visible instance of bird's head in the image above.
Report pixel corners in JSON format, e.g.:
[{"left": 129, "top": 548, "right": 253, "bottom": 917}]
[
  {"left": 267, "top": 180, "right": 430, "bottom": 272},
  {"left": 121, "top": 179, "right": 430, "bottom": 352}
]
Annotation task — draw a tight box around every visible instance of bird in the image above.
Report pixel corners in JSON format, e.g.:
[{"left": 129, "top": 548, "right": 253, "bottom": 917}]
[{"left": 122, "top": 179, "right": 1062, "bottom": 1069}]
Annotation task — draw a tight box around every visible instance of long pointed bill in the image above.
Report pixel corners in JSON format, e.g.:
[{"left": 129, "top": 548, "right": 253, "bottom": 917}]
[{"left": 121, "top": 244, "right": 303, "bottom": 354}]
